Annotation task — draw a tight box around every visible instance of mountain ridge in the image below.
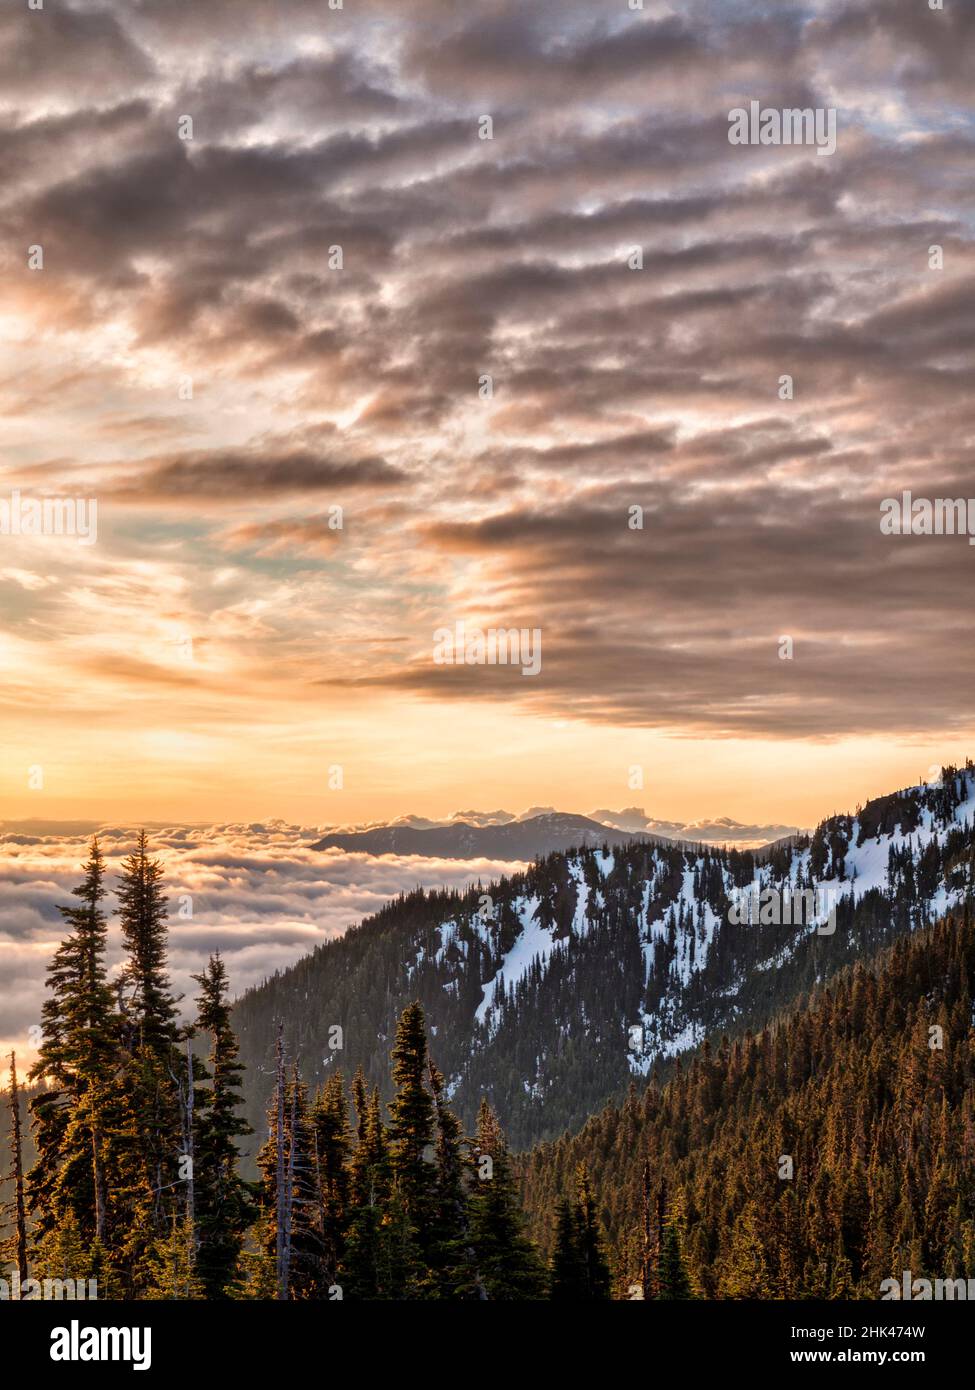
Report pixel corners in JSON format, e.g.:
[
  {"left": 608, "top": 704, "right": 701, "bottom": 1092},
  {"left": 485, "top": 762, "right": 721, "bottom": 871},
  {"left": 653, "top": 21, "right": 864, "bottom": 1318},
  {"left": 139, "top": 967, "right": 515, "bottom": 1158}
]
[
  {"left": 234, "top": 764, "right": 975, "bottom": 1158},
  {"left": 312, "top": 808, "right": 806, "bottom": 857},
  {"left": 311, "top": 811, "right": 678, "bottom": 860}
]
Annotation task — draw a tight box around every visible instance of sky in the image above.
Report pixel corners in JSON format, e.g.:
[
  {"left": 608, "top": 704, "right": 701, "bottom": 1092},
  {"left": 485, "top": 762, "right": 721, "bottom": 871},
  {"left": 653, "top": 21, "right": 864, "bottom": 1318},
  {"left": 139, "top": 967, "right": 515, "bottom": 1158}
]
[{"left": 1, "top": 0, "right": 974, "bottom": 840}]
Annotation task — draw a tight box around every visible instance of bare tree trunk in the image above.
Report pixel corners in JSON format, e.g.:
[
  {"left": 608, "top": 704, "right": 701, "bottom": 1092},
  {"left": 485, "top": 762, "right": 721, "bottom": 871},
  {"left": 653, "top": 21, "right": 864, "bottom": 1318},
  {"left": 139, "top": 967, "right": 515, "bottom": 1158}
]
[
  {"left": 283, "top": 1066, "right": 297, "bottom": 1298},
  {"left": 7, "top": 1054, "right": 29, "bottom": 1288},
  {"left": 640, "top": 1158, "right": 666, "bottom": 1301},
  {"left": 654, "top": 1176, "right": 667, "bottom": 1297},
  {"left": 275, "top": 1025, "right": 287, "bottom": 1300},
  {"left": 312, "top": 1125, "right": 329, "bottom": 1284},
  {"left": 77, "top": 890, "right": 106, "bottom": 1252},
  {"left": 91, "top": 1125, "right": 106, "bottom": 1244},
  {"left": 184, "top": 1038, "right": 196, "bottom": 1289}
]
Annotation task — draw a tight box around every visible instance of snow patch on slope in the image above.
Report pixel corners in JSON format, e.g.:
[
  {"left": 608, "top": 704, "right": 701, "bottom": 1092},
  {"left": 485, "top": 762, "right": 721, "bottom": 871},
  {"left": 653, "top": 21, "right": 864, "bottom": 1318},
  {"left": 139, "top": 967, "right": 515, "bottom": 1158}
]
[{"left": 475, "top": 895, "right": 551, "bottom": 1030}]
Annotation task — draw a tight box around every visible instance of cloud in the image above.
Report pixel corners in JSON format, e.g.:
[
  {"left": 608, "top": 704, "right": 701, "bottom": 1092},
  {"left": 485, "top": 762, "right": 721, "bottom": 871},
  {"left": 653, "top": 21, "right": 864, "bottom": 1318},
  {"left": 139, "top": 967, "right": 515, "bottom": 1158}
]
[
  {"left": 105, "top": 441, "right": 405, "bottom": 503},
  {"left": 0, "top": 823, "right": 525, "bottom": 1061},
  {"left": 0, "top": 0, "right": 973, "bottom": 797}
]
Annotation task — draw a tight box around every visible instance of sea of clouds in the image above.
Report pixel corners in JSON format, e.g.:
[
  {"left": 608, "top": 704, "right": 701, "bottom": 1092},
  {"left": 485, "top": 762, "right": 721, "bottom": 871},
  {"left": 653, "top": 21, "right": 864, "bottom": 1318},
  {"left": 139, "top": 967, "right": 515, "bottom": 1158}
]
[{"left": 0, "top": 821, "right": 521, "bottom": 1062}]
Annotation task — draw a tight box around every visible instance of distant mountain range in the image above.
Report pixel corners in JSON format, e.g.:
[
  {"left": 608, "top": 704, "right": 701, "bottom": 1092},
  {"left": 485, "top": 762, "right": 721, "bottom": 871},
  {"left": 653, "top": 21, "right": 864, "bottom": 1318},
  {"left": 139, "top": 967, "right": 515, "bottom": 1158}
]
[
  {"left": 235, "top": 764, "right": 975, "bottom": 1158},
  {"left": 312, "top": 808, "right": 805, "bottom": 858},
  {"left": 312, "top": 812, "right": 671, "bottom": 860}
]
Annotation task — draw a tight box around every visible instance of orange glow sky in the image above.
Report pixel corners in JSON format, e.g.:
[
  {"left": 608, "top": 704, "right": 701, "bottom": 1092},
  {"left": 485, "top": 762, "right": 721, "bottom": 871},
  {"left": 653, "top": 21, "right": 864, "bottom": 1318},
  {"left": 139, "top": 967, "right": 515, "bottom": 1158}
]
[{"left": 2, "top": 0, "right": 974, "bottom": 835}]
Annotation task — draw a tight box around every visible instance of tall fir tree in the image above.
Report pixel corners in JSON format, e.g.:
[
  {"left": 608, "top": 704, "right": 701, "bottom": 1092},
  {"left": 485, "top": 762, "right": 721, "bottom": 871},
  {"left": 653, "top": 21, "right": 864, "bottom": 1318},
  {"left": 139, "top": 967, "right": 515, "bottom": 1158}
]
[
  {"left": 425, "top": 1059, "right": 482, "bottom": 1298},
  {"left": 117, "top": 831, "right": 179, "bottom": 1055},
  {"left": 549, "top": 1165, "right": 611, "bottom": 1300},
  {"left": 341, "top": 1078, "right": 394, "bottom": 1298},
  {"left": 468, "top": 1099, "right": 546, "bottom": 1300},
  {"left": 28, "top": 839, "right": 116, "bottom": 1247},
  {"left": 549, "top": 1196, "right": 586, "bottom": 1299},
  {"left": 380, "top": 1000, "right": 437, "bottom": 1293},
  {"left": 191, "top": 954, "right": 254, "bottom": 1299},
  {"left": 575, "top": 1164, "right": 612, "bottom": 1300},
  {"left": 311, "top": 1070, "right": 351, "bottom": 1290},
  {"left": 387, "top": 1001, "right": 437, "bottom": 1240},
  {"left": 657, "top": 1220, "right": 693, "bottom": 1299},
  {"left": 115, "top": 831, "right": 182, "bottom": 1250}
]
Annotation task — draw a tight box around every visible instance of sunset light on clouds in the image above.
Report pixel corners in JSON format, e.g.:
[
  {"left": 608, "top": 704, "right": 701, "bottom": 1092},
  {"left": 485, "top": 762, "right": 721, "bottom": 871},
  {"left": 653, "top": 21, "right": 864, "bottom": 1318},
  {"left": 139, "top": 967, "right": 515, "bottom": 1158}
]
[
  {"left": 1, "top": 0, "right": 973, "bottom": 832},
  {"left": 2, "top": 0, "right": 975, "bottom": 1328}
]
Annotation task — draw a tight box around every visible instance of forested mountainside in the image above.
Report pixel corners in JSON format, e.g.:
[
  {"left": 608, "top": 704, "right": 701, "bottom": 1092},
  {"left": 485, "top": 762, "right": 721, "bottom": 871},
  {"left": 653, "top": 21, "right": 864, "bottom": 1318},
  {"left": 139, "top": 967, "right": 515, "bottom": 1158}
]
[
  {"left": 520, "top": 909, "right": 975, "bottom": 1298},
  {"left": 233, "top": 765, "right": 975, "bottom": 1153}
]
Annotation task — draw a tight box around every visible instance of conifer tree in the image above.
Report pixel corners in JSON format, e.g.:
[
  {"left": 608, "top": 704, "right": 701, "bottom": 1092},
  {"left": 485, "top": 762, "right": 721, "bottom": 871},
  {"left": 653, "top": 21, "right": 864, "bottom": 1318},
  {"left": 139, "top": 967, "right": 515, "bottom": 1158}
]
[
  {"left": 342, "top": 1081, "right": 393, "bottom": 1298},
  {"left": 117, "top": 831, "right": 179, "bottom": 1055},
  {"left": 348, "top": 1073, "right": 388, "bottom": 1207},
  {"left": 104, "top": 1079, "right": 162, "bottom": 1299},
  {"left": 191, "top": 954, "right": 254, "bottom": 1299},
  {"left": 238, "top": 1209, "right": 280, "bottom": 1300},
  {"left": 574, "top": 1164, "right": 612, "bottom": 1300},
  {"left": 28, "top": 839, "right": 116, "bottom": 1246},
  {"left": 257, "top": 1046, "right": 325, "bottom": 1299},
  {"left": 468, "top": 1099, "right": 545, "bottom": 1300},
  {"left": 144, "top": 1213, "right": 205, "bottom": 1300},
  {"left": 549, "top": 1196, "right": 586, "bottom": 1299},
  {"left": 549, "top": 1166, "right": 611, "bottom": 1300},
  {"left": 387, "top": 1000, "right": 436, "bottom": 1246},
  {"left": 346, "top": 1000, "right": 439, "bottom": 1297},
  {"left": 33, "top": 1209, "right": 110, "bottom": 1297},
  {"left": 657, "top": 1220, "right": 693, "bottom": 1299},
  {"left": 425, "top": 1059, "right": 481, "bottom": 1298},
  {"left": 115, "top": 831, "right": 182, "bottom": 1242},
  {"left": 718, "top": 1202, "right": 775, "bottom": 1298},
  {"left": 284, "top": 1067, "right": 324, "bottom": 1298},
  {"left": 311, "top": 1070, "right": 351, "bottom": 1290}
]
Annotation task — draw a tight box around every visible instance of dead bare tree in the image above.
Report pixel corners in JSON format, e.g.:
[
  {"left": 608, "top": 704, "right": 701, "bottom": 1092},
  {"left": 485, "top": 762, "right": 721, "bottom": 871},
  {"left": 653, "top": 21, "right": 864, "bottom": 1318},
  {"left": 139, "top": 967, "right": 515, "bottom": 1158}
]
[
  {"left": 2, "top": 1053, "right": 29, "bottom": 1291},
  {"left": 274, "top": 1024, "right": 288, "bottom": 1300}
]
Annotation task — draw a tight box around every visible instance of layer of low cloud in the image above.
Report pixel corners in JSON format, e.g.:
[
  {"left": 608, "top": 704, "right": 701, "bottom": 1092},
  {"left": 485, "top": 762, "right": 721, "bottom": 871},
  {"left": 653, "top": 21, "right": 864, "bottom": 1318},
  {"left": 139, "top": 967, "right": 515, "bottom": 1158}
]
[{"left": 0, "top": 823, "right": 525, "bottom": 1061}]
